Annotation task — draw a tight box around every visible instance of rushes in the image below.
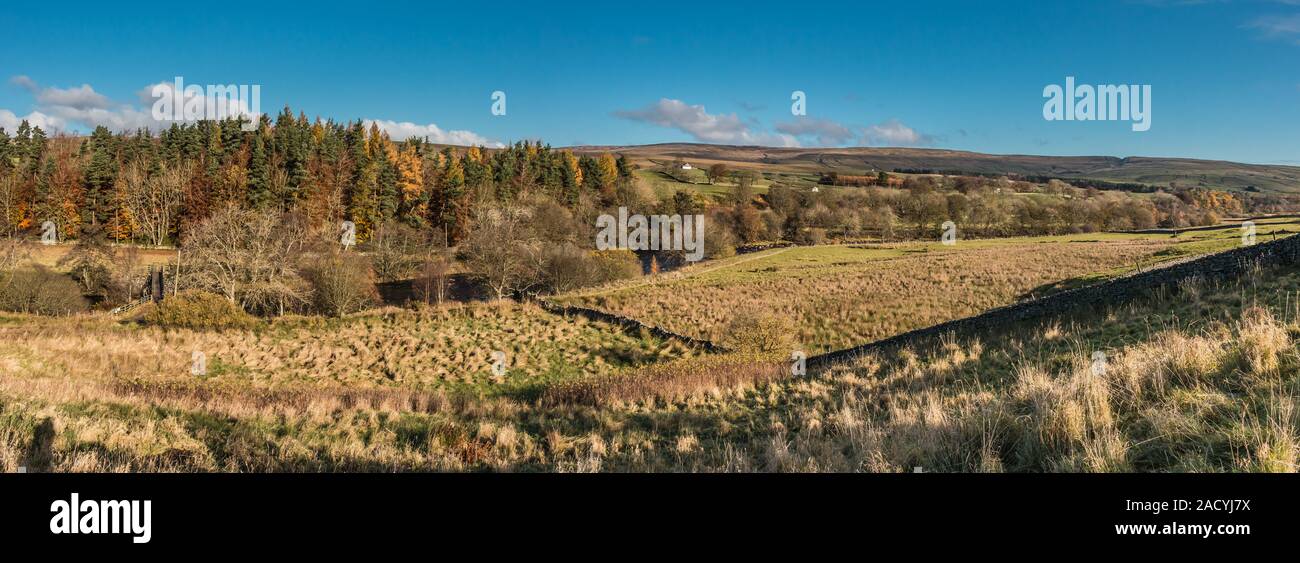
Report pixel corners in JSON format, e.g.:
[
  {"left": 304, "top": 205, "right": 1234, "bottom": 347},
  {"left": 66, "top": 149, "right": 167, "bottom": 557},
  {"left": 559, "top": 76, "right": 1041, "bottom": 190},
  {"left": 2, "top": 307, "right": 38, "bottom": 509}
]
[
  {"left": 1235, "top": 307, "right": 1290, "bottom": 379},
  {"left": 540, "top": 355, "right": 785, "bottom": 407}
]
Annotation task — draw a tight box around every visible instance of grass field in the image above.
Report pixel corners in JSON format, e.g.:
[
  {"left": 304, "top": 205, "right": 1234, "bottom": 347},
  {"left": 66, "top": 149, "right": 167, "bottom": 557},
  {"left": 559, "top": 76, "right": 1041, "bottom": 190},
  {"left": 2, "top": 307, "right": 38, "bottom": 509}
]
[
  {"left": 555, "top": 219, "right": 1300, "bottom": 353},
  {"left": 2, "top": 221, "right": 1296, "bottom": 473},
  {"left": 634, "top": 168, "right": 774, "bottom": 201},
  {"left": 26, "top": 243, "right": 177, "bottom": 270},
  {"left": 3, "top": 245, "right": 1294, "bottom": 472},
  {"left": 610, "top": 257, "right": 1300, "bottom": 472},
  {"left": 0, "top": 301, "right": 693, "bottom": 398}
]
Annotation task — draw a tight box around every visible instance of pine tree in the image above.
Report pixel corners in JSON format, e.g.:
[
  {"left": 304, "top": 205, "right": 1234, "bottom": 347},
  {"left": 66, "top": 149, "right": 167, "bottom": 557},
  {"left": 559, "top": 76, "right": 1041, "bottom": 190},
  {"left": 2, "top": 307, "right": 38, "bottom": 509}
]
[
  {"left": 274, "top": 108, "right": 311, "bottom": 206},
  {"left": 370, "top": 125, "right": 399, "bottom": 220},
  {"left": 616, "top": 154, "right": 633, "bottom": 180},
  {"left": 560, "top": 150, "right": 583, "bottom": 206},
  {"left": 433, "top": 149, "right": 469, "bottom": 243},
  {"left": 463, "top": 146, "right": 492, "bottom": 199},
  {"left": 246, "top": 127, "right": 272, "bottom": 208},
  {"left": 0, "top": 127, "right": 11, "bottom": 172},
  {"left": 82, "top": 126, "right": 118, "bottom": 225}
]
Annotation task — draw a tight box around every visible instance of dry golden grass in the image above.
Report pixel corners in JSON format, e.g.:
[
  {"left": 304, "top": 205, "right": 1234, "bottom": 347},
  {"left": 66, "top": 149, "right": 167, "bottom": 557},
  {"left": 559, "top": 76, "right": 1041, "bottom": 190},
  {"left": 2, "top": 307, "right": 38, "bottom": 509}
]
[
  {"left": 0, "top": 301, "right": 693, "bottom": 392},
  {"left": 559, "top": 239, "right": 1176, "bottom": 352},
  {"left": 1, "top": 250, "right": 1296, "bottom": 474},
  {"left": 26, "top": 242, "right": 176, "bottom": 271},
  {"left": 541, "top": 355, "right": 784, "bottom": 407}
]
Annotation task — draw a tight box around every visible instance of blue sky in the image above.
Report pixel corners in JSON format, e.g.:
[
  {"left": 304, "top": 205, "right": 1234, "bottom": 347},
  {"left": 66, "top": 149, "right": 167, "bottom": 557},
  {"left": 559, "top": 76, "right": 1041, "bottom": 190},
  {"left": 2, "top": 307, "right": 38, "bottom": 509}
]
[{"left": 1, "top": 0, "right": 1297, "bottom": 164}]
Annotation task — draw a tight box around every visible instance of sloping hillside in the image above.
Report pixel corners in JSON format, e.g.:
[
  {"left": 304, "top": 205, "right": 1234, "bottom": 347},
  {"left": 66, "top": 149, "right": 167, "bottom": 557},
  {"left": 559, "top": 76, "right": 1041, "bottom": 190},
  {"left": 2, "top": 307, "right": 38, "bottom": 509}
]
[
  {"left": 571, "top": 143, "right": 1300, "bottom": 194},
  {"left": 574, "top": 238, "right": 1300, "bottom": 472}
]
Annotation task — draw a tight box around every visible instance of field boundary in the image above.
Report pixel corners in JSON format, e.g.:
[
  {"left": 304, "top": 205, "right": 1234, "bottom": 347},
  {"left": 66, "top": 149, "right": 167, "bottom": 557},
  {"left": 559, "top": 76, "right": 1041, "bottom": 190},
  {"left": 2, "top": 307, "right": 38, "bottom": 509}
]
[
  {"left": 534, "top": 298, "right": 724, "bottom": 352},
  {"left": 806, "top": 233, "right": 1300, "bottom": 369}
]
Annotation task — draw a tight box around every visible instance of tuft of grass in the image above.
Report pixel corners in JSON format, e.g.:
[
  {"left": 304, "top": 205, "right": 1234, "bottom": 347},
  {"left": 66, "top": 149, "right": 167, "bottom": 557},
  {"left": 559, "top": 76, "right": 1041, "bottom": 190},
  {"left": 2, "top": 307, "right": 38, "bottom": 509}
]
[{"left": 540, "top": 355, "right": 784, "bottom": 407}]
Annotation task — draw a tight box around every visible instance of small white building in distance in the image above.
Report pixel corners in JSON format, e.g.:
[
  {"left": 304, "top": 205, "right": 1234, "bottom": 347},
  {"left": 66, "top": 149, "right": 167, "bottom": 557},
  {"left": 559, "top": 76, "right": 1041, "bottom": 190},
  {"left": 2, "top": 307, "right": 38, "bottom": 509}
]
[{"left": 680, "top": 163, "right": 693, "bottom": 170}]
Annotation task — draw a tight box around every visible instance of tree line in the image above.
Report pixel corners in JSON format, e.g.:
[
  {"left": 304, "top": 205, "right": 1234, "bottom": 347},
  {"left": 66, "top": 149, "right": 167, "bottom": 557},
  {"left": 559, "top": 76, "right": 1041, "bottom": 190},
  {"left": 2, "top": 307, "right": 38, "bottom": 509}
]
[{"left": 0, "top": 107, "right": 640, "bottom": 247}]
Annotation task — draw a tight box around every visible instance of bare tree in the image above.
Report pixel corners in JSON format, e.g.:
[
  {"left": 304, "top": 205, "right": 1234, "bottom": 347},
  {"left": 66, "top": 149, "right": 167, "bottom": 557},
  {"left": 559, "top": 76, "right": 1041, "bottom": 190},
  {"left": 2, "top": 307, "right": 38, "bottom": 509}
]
[
  {"left": 413, "top": 248, "right": 453, "bottom": 305},
  {"left": 122, "top": 160, "right": 188, "bottom": 246},
  {"left": 0, "top": 173, "right": 20, "bottom": 237},
  {"left": 0, "top": 236, "right": 30, "bottom": 272},
  {"left": 364, "top": 220, "right": 428, "bottom": 282},
  {"left": 108, "top": 245, "right": 147, "bottom": 305},
  {"left": 303, "top": 250, "right": 378, "bottom": 317},
  {"left": 181, "top": 204, "right": 310, "bottom": 315},
  {"left": 57, "top": 223, "right": 115, "bottom": 296},
  {"left": 460, "top": 205, "right": 540, "bottom": 300}
]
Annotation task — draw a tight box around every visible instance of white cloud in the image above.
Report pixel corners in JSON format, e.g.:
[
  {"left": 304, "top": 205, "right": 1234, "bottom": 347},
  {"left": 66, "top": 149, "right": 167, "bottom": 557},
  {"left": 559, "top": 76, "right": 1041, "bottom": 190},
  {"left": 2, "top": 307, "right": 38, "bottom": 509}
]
[
  {"left": 137, "top": 80, "right": 260, "bottom": 128},
  {"left": 365, "top": 119, "right": 503, "bottom": 147},
  {"left": 1, "top": 77, "right": 498, "bottom": 146},
  {"left": 2, "top": 76, "right": 200, "bottom": 133},
  {"left": 8, "top": 76, "right": 36, "bottom": 91},
  {"left": 0, "top": 109, "right": 64, "bottom": 133},
  {"left": 775, "top": 117, "right": 855, "bottom": 146},
  {"left": 33, "top": 83, "right": 112, "bottom": 110},
  {"left": 1245, "top": 14, "right": 1300, "bottom": 44},
  {"left": 614, "top": 98, "right": 799, "bottom": 147},
  {"left": 860, "top": 119, "right": 935, "bottom": 146}
]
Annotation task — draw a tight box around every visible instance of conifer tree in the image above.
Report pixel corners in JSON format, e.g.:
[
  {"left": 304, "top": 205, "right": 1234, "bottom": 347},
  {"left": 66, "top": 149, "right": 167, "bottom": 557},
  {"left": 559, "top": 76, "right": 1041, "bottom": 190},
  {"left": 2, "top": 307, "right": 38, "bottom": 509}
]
[
  {"left": 396, "top": 144, "right": 425, "bottom": 226},
  {"left": 246, "top": 126, "right": 272, "bottom": 208},
  {"left": 560, "top": 150, "right": 583, "bottom": 206},
  {"left": 433, "top": 148, "right": 469, "bottom": 243},
  {"left": 594, "top": 153, "right": 619, "bottom": 201},
  {"left": 370, "top": 125, "right": 399, "bottom": 220},
  {"left": 82, "top": 126, "right": 118, "bottom": 225}
]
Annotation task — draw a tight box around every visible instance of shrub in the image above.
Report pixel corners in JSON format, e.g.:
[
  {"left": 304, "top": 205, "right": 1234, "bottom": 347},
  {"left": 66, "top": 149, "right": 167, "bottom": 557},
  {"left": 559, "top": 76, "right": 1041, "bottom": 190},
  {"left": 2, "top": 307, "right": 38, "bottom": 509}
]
[
  {"left": 303, "top": 251, "right": 379, "bottom": 317},
  {"left": 721, "top": 311, "right": 795, "bottom": 354},
  {"left": 143, "top": 290, "right": 257, "bottom": 330},
  {"left": 797, "top": 227, "right": 828, "bottom": 246},
  {"left": 704, "top": 214, "right": 737, "bottom": 259},
  {"left": 0, "top": 266, "right": 88, "bottom": 315},
  {"left": 536, "top": 246, "right": 641, "bottom": 294},
  {"left": 363, "top": 221, "right": 430, "bottom": 282},
  {"left": 538, "top": 243, "right": 591, "bottom": 293},
  {"left": 587, "top": 249, "right": 642, "bottom": 286}
]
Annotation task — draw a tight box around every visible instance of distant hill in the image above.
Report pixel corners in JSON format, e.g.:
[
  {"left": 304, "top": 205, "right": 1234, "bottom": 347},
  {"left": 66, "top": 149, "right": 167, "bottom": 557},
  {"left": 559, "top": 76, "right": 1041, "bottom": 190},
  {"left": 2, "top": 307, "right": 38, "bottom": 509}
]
[{"left": 569, "top": 143, "right": 1300, "bottom": 194}]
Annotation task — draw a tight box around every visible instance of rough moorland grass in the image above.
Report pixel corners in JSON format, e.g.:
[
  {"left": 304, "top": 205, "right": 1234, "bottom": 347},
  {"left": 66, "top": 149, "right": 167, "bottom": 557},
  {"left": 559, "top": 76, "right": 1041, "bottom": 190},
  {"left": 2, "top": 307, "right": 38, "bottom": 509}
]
[
  {"left": 559, "top": 238, "right": 1179, "bottom": 353},
  {"left": 558, "top": 220, "right": 1300, "bottom": 354},
  {"left": 541, "top": 354, "right": 785, "bottom": 407},
  {"left": 1, "top": 301, "right": 694, "bottom": 394},
  {"left": 1, "top": 247, "right": 1296, "bottom": 473}
]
